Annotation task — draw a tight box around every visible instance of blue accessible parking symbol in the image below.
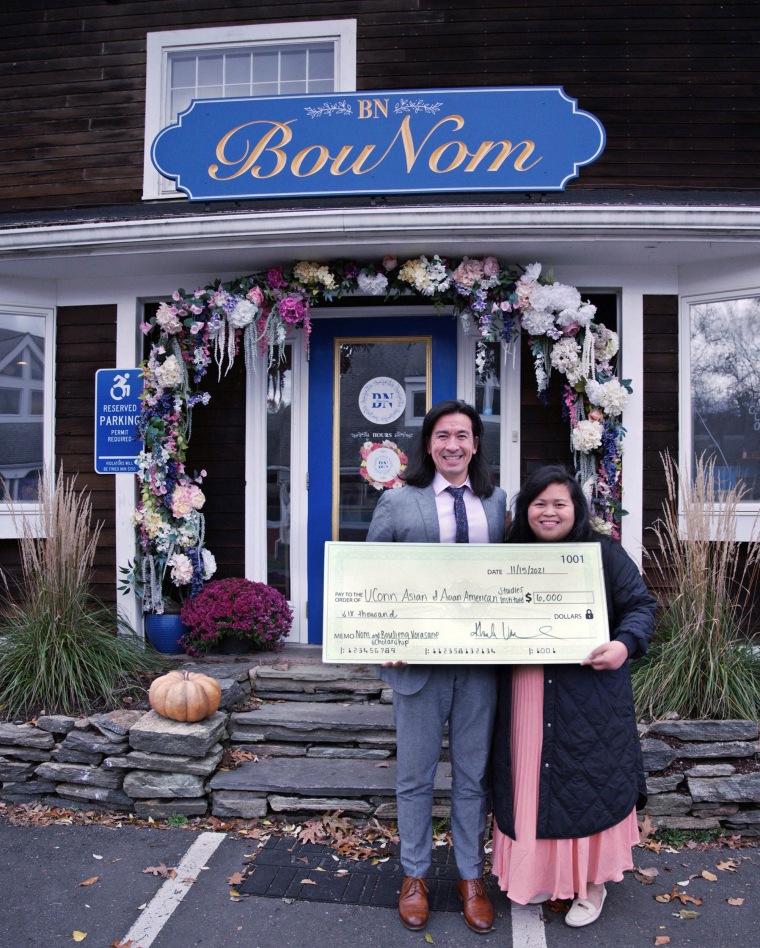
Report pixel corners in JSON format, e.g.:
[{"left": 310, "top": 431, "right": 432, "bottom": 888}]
[{"left": 94, "top": 368, "right": 144, "bottom": 474}]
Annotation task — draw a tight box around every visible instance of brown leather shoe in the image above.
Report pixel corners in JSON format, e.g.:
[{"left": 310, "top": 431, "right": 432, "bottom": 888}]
[
  {"left": 398, "top": 876, "right": 429, "bottom": 930},
  {"left": 457, "top": 878, "right": 494, "bottom": 933}
]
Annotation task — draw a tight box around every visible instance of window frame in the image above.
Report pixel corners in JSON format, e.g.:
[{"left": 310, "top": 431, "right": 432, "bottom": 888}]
[
  {"left": 143, "top": 19, "right": 358, "bottom": 200},
  {"left": 0, "top": 304, "right": 55, "bottom": 538},
  {"left": 680, "top": 288, "right": 760, "bottom": 541}
]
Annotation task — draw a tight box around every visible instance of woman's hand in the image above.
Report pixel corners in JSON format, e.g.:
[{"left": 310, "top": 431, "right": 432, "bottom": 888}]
[
  {"left": 580, "top": 640, "right": 629, "bottom": 671},
  {"left": 381, "top": 660, "right": 408, "bottom": 668}
]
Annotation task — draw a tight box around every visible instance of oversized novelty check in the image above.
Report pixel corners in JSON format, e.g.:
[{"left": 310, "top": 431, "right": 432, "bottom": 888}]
[{"left": 323, "top": 541, "right": 609, "bottom": 664}]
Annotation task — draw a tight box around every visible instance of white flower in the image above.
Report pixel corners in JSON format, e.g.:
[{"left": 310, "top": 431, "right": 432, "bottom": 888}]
[
  {"left": 154, "top": 354, "right": 183, "bottom": 389},
  {"left": 228, "top": 298, "right": 259, "bottom": 329},
  {"left": 168, "top": 552, "right": 193, "bottom": 585},
  {"left": 585, "top": 378, "right": 629, "bottom": 417},
  {"left": 571, "top": 419, "right": 604, "bottom": 453},
  {"left": 201, "top": 548, "right": 217, "bottom": 580},
  {"left": 550, "top": 337, "right": 581, "bottom": 377},
  {"left": 155, "top": 302, "right": 183, "bottom": 334},
  {"left": 594, "top": 325, "right": 619, "bottom": 361},
  {"left": 591, "top": 516, "right": 614, "bottom": 536},
  {"left": 523, "top": 262, "right": 541, "bottom": 282},
  {"left": 521, "top": 307, "right": 556, "bottom": 336},
  {"left": 357, "top": 272, "right": 389, "bottom": 295}
]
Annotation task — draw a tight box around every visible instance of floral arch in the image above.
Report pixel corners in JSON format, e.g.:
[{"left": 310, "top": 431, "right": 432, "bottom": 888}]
[{"left": 129, "top": 255, "right": 630, "bottom": 613}]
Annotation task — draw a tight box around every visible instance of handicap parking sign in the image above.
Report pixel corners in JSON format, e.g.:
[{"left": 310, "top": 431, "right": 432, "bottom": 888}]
[{"left": 94, "top": 369, "right": 143, "bottom": 474}]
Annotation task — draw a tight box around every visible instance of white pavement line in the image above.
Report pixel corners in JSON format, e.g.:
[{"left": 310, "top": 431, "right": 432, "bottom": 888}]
[
  {"left": 511, "top": 902, "right": 549, "bottom": 948},
  {"left": 119, "top": 831, "right": 226, "bottom": 948}
]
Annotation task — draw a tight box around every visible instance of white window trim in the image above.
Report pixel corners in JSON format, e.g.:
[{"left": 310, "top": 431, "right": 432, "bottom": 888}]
[
  {"left": 680, "top": 289, "right": 760, "bottom": 541},
  {"left": 143, "top": 19, "right": 357, "bottom": 200},
  {"left": 0, "top": 304, "right": 55, "bottom": 539}
]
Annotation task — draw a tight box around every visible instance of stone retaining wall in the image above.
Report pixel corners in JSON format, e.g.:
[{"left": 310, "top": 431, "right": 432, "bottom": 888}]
[
  {"left": 1, "top": 665, "right": 759, "bottom": 832},
  {"left": 2, "top": 711, "right": 759, "bottom": 831}
]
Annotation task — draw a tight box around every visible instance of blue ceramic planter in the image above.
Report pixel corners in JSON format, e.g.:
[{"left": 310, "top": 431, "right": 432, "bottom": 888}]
[{"left": 144, "top": 612, "right": 188, "bottom": 654}]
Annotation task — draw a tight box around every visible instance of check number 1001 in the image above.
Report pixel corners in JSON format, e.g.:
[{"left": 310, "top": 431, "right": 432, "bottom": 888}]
[{"left": 561, "top": 554, "right": 584, "bottom": 563}]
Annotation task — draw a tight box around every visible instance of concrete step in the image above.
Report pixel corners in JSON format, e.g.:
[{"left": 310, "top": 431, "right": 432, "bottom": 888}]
[
  {"left": 230, "top": 701, "right": 396, "bottom": 746},
  {"left": 251, "top": 663, "right": 388, "bottom": 702}
]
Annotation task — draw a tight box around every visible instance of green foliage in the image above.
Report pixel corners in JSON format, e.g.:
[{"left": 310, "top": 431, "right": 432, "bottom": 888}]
[
  {"left": 632, "top": 454, "right": 760, "bottom": 722},
  {"left": 166, "top": 813, "right": 189, "bottom": 828},
  {"left": 0, "top": 468, "right": 163, "bottom": 718},
  {"left": 654, "top": 826, "right": 723, "bottom": 848}
]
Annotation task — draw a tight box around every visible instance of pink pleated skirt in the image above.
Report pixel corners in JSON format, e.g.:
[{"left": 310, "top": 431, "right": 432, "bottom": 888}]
[{"left": 491, "top": 665, "right": 639, "bottom": 904}]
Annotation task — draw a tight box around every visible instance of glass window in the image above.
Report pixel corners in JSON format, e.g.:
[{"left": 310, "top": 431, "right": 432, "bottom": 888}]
[
  {"left": 475, "top": 340, "right": 502, "bottom": 483},
  {"left": 0, "top": 311, "right": 48, "bottom": 505},
  {"left": 690, "top": 296, "right": 760, "bottom": 501},
  {"left": 144, "top": 20, "right": 357, "bottom": 199}
]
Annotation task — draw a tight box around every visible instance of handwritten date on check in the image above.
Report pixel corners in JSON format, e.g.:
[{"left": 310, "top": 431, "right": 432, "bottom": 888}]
[{"left": 322, "top": 541, "right": 610, "bottom": 664}]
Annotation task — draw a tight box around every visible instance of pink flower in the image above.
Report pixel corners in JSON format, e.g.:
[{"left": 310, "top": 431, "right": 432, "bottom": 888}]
[
  {"left": 278, "top": 295, "right": 308, "bottom": 325},
  {"left": 267, "top": 266, "right": 287, "bottom": 289},
  {"left": 171, "top": 484, "right": 205, "bottom": 518},
  {"left": 247, "top": 285, "right": 264, "bottom": 306},
  {"left": 382, "top": 255, "right": 398, "bottom": 272},
  {"left": 483, "top": 256, "right": 499, "bottom": 277},
  {"left": 451, "top": 256, "right": 485, "bottom": 290}
]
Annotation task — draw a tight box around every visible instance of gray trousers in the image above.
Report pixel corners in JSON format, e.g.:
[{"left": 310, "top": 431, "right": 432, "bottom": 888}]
[{"left": 392, "top": 666, "right": 498, "bottom": 879}]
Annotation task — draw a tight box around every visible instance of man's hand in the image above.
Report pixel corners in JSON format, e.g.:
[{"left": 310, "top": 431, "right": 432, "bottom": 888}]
[
  {"left": 381, "top": 661, "right": 408, "bottom": 668},
  {"left": 580, "top": 640, "right": 628, "bottom": 671}
]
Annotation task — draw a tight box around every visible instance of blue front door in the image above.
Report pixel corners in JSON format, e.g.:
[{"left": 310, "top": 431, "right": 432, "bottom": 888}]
[{"left": 307, "top": 313, "right": 458, "bottom": 643}]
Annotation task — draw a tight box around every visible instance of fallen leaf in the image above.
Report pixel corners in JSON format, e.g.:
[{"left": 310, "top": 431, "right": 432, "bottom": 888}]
[
  {"left": 655, "top": 885, "right": 702, "bottom": 906},
  {"left": 673, "top": 909, "right": 700, "bottom": 919},
  {"left": 142, "top": 863, "right": 177, "bottom": 879},
  {"left": 374, "top": 762, "right": 390, "bottom": 768},
  {"left": 701, "top": 869, "right": 717, "bottom": 882},
  {"left": 634, "top": 867, "right": 660, "bottom": 885},
  {"left": 77, "top": 877, "right": 99, "bottom": 887},
  {"left": 227, "top": 872, "right": 245, "bottom": 886},
  {"left": 716, "top": 858, "right": 740, "bottom": 872},
  {"left": 424, "top": 935, "right": 435, "bottom": 945},
  {"left": 182, "top": 877, "right": 196, "bottom": 885},
  {"left": 228, "top": 889, "right": 240, "bottom": 897},
  {"left": 92, "top": 854, "right": 103, "bottom": 860},
  {"left": 300, "top": 879, "right": 318, "bottom": 885},
  {"left": 72, "top": 934, "right": 87, "bottom": 943},
  {"left": 727, "top": 897, "right": 744, "bottom": 906},
  {"left": 654, "top": 937, "right": 670, "bottom": 946},
  {"left": 111, "top": 940, "right": 132, "bottom": 948}
]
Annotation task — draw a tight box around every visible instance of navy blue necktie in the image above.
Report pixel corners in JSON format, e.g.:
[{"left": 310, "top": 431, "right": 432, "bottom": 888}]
[{"left": 445, "top": 485, "right": 469, "bottom": 543}]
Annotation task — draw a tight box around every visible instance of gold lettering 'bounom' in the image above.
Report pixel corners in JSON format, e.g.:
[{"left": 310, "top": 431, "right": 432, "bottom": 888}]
[
  {"left": 208, "top": 114, "right": 543, "bottom": 181},
  {"left": 208, "top": 120, "right": 296, "bottom": 180}
]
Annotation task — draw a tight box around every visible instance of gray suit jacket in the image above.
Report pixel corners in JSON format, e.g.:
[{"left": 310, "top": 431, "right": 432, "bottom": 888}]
[{"left": 367, "top": 482, "right": 507, "bottom": 695}]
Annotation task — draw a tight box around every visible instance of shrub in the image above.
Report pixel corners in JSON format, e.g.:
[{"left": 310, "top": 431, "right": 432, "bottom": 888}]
[
  {"left": 0, "top": 468, "right": 162, "bottom": 718},
  {"left": 632, "top": 454, "right": 760, "bottom": 721},
  {"left": 179, "top": 577, "right": 292, "bottom": 655}
]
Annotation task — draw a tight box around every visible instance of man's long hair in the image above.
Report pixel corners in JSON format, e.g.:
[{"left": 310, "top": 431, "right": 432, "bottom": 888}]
[
  {"left": 403, "top": 399, "right": 495, "bottom": 498},
  {"left": 505, "top": 464, "right": 595, "bottom": 543}
]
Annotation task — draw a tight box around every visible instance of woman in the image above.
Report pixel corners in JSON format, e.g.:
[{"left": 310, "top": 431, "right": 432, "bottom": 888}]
[{"left": 491, "top": 465, "right": 656, "bottom": 927}]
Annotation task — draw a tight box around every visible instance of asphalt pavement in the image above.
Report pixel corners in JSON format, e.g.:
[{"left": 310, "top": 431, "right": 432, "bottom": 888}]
[{"left": 0, "top": 819, "right": 757, "bottom": 948}]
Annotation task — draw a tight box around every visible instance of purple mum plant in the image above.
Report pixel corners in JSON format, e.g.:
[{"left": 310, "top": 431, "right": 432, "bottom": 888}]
[{"left": 179, "top": 577, "right": 292, "bottom": 656}]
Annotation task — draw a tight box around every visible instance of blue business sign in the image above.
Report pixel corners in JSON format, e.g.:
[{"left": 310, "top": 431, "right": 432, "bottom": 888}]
[
  {"left": 94, "top": 369, "right": 143, "bottom": 474},
  {"left": 151, "top": 86, "right": 605, "bottom": 201}
]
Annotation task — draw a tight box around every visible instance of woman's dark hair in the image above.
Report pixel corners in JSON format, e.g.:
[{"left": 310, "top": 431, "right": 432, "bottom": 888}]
[
  {"left": 403, "top": 399, "right": 495, "bottom": 498},
  {"left": 506, "top": 463, "right": 595, "bottom": 542}
]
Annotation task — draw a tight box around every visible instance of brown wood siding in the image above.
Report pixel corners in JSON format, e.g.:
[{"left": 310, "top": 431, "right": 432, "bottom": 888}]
[
  {"left": 183, "top": 356, "right": 247, "bottom": 579},
  {"left": 641, "top": 295, "right": 679, "bottom": 552},
  {"left": 0, "top": 2, "right": 759, "bottom": 211},
  {"left": 55, "top": 305, "right": 117, "bottom": 604}
]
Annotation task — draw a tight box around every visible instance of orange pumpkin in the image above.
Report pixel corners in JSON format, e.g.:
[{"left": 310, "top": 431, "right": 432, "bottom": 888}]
[{"left": 148, "top": 670, "right": 222, "bottom": 723}]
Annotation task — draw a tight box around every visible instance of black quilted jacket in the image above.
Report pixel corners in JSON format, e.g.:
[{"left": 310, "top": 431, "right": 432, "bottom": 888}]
[{"left": 491, "top": 537, "right": 657, "bottom": 840}]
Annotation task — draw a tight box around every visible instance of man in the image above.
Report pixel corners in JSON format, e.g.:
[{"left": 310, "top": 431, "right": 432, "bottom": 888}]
[{"left": 367, "top": 399, "right": 506, "bottom": 934}]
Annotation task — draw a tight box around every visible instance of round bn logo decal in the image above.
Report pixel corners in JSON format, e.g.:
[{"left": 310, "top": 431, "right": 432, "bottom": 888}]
[{"left": 358, "top": 377, "right": 406, "bottom": 424}]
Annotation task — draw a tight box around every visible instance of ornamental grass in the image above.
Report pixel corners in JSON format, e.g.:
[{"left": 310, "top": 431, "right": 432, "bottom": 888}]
[
  {"left": 0, "top": 468, "right": 161, "bottom": 718},
  {"left": 632, "top": 454, "right": 760, "bottom": 722}
]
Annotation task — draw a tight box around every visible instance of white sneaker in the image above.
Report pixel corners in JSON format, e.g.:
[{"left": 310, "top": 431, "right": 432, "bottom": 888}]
[{"left": 565, "top": 886, "right": 607, "bottom": 927}]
